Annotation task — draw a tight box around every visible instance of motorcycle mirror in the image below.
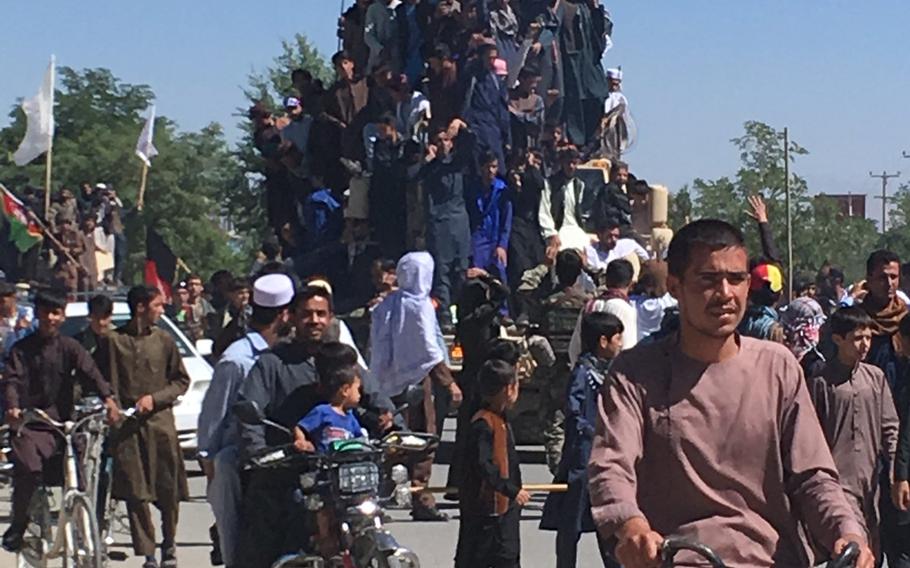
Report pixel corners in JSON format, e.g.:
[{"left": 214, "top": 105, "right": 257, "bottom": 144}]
[{"left": 233, "top": 400, "right": 265, "bottom": 425}]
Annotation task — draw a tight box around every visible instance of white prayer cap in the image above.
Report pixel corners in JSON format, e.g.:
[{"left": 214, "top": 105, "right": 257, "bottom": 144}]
[
  {"left": 306, "top": 278, "right": 334, "bottom": 297},
  {"left": 606, "top": 68, "right": 623, "bottom": 81},
  {"left": 95, "top": 182, "right": 107, "bottom": 190},
  {"left": 252, "top": 273, "right": 295, "bottom": 308}
]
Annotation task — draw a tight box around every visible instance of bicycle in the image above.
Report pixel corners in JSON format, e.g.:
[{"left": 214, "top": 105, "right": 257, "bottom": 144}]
[
  {"left": 16, "top": 399, "right": 113, "bottom": 568},
  {"left": 660, "top": 536, "right": 861, "bottom": 568}
]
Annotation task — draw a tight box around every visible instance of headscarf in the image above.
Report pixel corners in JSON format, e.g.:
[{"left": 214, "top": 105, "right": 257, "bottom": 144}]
[
  {"left": 369, "top": 252, "right": 445, "bottom": 398},
  {"left": 779, "top": 297, "right": 826, "bottom": 360}
]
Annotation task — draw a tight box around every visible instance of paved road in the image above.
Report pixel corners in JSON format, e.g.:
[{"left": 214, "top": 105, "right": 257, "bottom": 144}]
[{"left": 0, "top": 419, "right": 604, "bottom": 567}]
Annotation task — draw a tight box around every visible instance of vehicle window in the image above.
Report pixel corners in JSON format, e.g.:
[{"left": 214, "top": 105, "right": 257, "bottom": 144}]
[{"left": 61, "top": 315, "right": 193, "bottom": 357}]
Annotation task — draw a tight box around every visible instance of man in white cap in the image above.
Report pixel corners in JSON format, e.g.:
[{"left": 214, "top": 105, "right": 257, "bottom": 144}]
[
  {"left": 601, "top": 67, "right": 635, "bottom": 159},
  {"left": 197, "top": 273, "right": 295, "bottom": 568},
  {"left": 604, "top": 67, "right": 627, "bottom": 115}
]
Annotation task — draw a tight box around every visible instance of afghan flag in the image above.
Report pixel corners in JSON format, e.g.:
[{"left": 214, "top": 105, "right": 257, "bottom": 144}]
[
  {"left": 0, "top": 184, "right": 43, "bottom": 252},
  {"left": 145, "top": 227, "right": 177, "bottom": 301}
]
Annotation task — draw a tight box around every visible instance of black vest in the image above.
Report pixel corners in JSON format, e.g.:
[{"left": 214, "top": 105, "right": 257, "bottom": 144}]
[{"left": 548, "top": 173, "right": 585, "bottom": 231}]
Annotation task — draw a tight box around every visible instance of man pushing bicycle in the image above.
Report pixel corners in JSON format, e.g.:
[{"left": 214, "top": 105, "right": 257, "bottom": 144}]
[{"left": 1, "top": 289, "right": 119, "bottom": 552}]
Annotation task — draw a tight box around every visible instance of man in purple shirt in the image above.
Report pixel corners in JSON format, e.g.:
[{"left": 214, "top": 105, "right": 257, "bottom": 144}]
[{"left": 588, "top": 219, "right": 873, "bottom": 568}]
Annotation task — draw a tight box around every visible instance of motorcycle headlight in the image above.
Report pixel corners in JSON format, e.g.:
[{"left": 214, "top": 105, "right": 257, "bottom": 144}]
[
  {"left": 337, "top": 462, "right": 380, "bottom": 494},
  {"left": 356, "top": 500, "right": 379, "bottom": 516}
]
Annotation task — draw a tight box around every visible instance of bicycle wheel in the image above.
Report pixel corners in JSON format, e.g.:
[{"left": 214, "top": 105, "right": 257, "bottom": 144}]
[
  {"left": 19, "top": 487, "right": 54, "bottom": 568},
  {"left": 65, "top": 493, "right": 103, "bottom": 568}
]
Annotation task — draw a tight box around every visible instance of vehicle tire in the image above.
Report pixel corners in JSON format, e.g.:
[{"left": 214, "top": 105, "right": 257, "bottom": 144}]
[
  {"left": 19, "top": 487, "right": 54, "bottom": 568},
  {"left": 66, "top": 493, "right": 104, "bottom": 568},
  {"left": 369, "top": 550, "right": 420, "bottom": 568}
]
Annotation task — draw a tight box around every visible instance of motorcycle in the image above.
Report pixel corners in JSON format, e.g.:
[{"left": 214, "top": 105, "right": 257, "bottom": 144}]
[{"left": 235, "top": 400, "right": 434, "bottom": 568}]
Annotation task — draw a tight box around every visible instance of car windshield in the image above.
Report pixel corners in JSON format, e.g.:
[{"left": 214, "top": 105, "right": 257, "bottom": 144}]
[{"left": 61, "top": 315, "right": 193, "bottom": 357}]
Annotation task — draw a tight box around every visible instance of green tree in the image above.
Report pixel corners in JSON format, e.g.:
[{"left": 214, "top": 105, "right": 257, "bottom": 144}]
[
  {"left": 0, "top": 66, "right": 244, "bottom": 281},
  {"left": 679, "top": 121, "right": 880, "bottom": 280},
  {"left": 667, "top": 184, "right": 692, "bottom": 231},
  {"left": 879, "top": 183, "right": 910, "bottom": 264},
  {"left": 223, "top": 34, "right": 333, "bottom": 244}
]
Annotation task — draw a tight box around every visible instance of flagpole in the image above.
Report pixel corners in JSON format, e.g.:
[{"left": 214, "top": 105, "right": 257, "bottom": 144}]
[
  {"left": 43, "top": 55, "right": 55, "bottom": 220},
  {"left": 177, "top": 257, "right": 192, "bottom": 274},
  {"left": 25, "top": 209, "right": 79, "bottom": 266},
  {"left": 137, "top": 161, "right": 149, "bottom": 211}
]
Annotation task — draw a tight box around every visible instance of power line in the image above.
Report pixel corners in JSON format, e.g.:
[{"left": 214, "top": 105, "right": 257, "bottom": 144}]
[{"left": 871, "top": 170, "right": 901, "bottom": 232}]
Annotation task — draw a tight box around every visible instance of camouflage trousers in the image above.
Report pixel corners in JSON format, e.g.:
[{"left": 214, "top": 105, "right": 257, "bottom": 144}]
[{"left": 542, "top": 358, "right": 572, "bottom": 476}]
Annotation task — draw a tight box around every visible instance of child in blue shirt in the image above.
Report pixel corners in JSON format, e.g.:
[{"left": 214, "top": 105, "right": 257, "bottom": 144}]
[
  {"left": 294, "top": 343, "right": 365, "bottom": 454},
  {"left": 293, "top": 343, "right": 366, "bottom": 557}
]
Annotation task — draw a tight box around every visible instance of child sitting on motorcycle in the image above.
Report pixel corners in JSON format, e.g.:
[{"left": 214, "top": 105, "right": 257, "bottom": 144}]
[
  {"left": 293, "top": 342, "right": 366, "bottom": 454},
  {"left": 293, "top": 342, "right": 366, "bottom": 557}
]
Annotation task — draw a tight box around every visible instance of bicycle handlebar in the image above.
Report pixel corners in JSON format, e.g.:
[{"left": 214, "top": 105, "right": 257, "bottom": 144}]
[
  {"left": 827, "top": 542, "right": 860, "bottom": 568},
  {"left": 661, "top": 538, "right": 727, "bottom": 568},
  {"left": 660, "top": 537, "right": 860, "bottom": 568}
]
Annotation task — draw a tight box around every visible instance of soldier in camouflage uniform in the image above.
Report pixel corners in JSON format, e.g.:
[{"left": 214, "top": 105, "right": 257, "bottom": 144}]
[{"left": 529, "top": 249, "right": 590, "bottom": 475}]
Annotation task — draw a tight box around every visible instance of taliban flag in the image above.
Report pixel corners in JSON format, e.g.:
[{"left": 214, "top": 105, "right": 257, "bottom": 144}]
[
  {"left": 13, "top": 56, "right": 55, "bottom": 166},
  {"left": 145, "top": 227, "right": 177, "bottom": 300},
  {"left": 135, "top": 105, "right": 158, "bottom": 167}
]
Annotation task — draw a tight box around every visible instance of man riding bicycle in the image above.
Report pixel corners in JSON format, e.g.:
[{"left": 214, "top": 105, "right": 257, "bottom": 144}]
[
  {"left": 1, "top": 289, "right": 120, "bottom": 552},
  {"left": 588, "top": 220, "right": 875, "bottom": 568}
]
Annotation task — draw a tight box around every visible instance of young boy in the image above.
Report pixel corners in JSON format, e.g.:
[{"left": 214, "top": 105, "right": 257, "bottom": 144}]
[
  {"left": 455, "top": 359, "right": 529, "bottom": 568},
  {"left": 808, "top": 306, "right": 899, "bottom": 558},
  {"left": 75, "top": 294, "right": 114, "bottom": 356},
  {"left": 540, "top": 311, "right": 624, "bottom": 568},
  {"left": 3, "top": 289, "right": 118, "bottom": 551},
  {"left": 294, "top": 342, "right": 365, "bottom": 454},
  {"left": 293, "top": 342, "right": 365, "bottom": 558}
]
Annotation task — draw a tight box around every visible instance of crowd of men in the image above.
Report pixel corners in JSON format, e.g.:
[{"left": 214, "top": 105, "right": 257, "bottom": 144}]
[
  {"left": 250, "top": 0, "right": 644, "bottom": 330},
  {"left": 0, "top": 182, "right": 130, "bottom": 290}
]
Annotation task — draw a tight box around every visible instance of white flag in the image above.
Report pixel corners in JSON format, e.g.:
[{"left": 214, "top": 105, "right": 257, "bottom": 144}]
[
  {"left": 13, "top": 56, "right": 55, "bottom": 167},
  {"left": 135, "top": 105, "right": 158, "bottom": 167}
]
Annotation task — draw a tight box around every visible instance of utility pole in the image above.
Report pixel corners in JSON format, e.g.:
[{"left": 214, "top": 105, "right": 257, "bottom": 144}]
[
  {"left": 784, "top": 128, "right": 793, "bottom": 300},
  {"left": 871, "top": 170, "right": 901, "bottom": 232}
]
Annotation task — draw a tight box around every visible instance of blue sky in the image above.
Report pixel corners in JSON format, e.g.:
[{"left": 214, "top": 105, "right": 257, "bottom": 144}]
[{"left": 3, "top": 1, "right": 910, "bottom": 222}]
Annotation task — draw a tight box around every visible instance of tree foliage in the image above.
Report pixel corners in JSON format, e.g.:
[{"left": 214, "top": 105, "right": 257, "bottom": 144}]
[
  {"left": 223, "top": 34, "right": 334, "bottom": 243},
  {"left": 675, "top": 121, "right": 880, "bottom": 281},
  {"left": 0, "top": 67, "right": 244, "bottom": 282}
]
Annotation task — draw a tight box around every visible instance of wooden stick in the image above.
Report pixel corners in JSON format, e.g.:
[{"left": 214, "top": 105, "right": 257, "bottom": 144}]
[
  {"left": 44, "top": 142, "right": 53, "bottom": 220},
  {"left": 26, "top": 210, "right": 79, "bottom": 266},
  {"left": 176, "top": 257, "right": 192, "bottom": 274},
  {"left": 137, "top": 161, "right": 149, "bottom": 212},
  {"left": 43, "top": 57, "right": 55, "bottom": 221},
  {"left": 411, "top": 484, "right": 568, "bottom": 494}
]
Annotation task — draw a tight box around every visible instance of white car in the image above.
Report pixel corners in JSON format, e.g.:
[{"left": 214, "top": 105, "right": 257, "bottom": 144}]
[{"left": 61, "top": 301, "right": 213, "bottom": 454}]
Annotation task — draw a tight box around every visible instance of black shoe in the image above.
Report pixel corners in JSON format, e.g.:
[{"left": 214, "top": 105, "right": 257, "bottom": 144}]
[
  {"left": 209, "top": 524, "right": 223, "bottom": 566},
  {"left": 142, "top": 560, "right": 159, "bottom": 568},
  {"left": 1, "top": 527, "right": 24, "bottom": 553},
  {"left": 161, "top": 543, "right": 177, "bottom": 568},
  {"left": 410, "top": 506, "right": 449, "bottom": 522}
]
